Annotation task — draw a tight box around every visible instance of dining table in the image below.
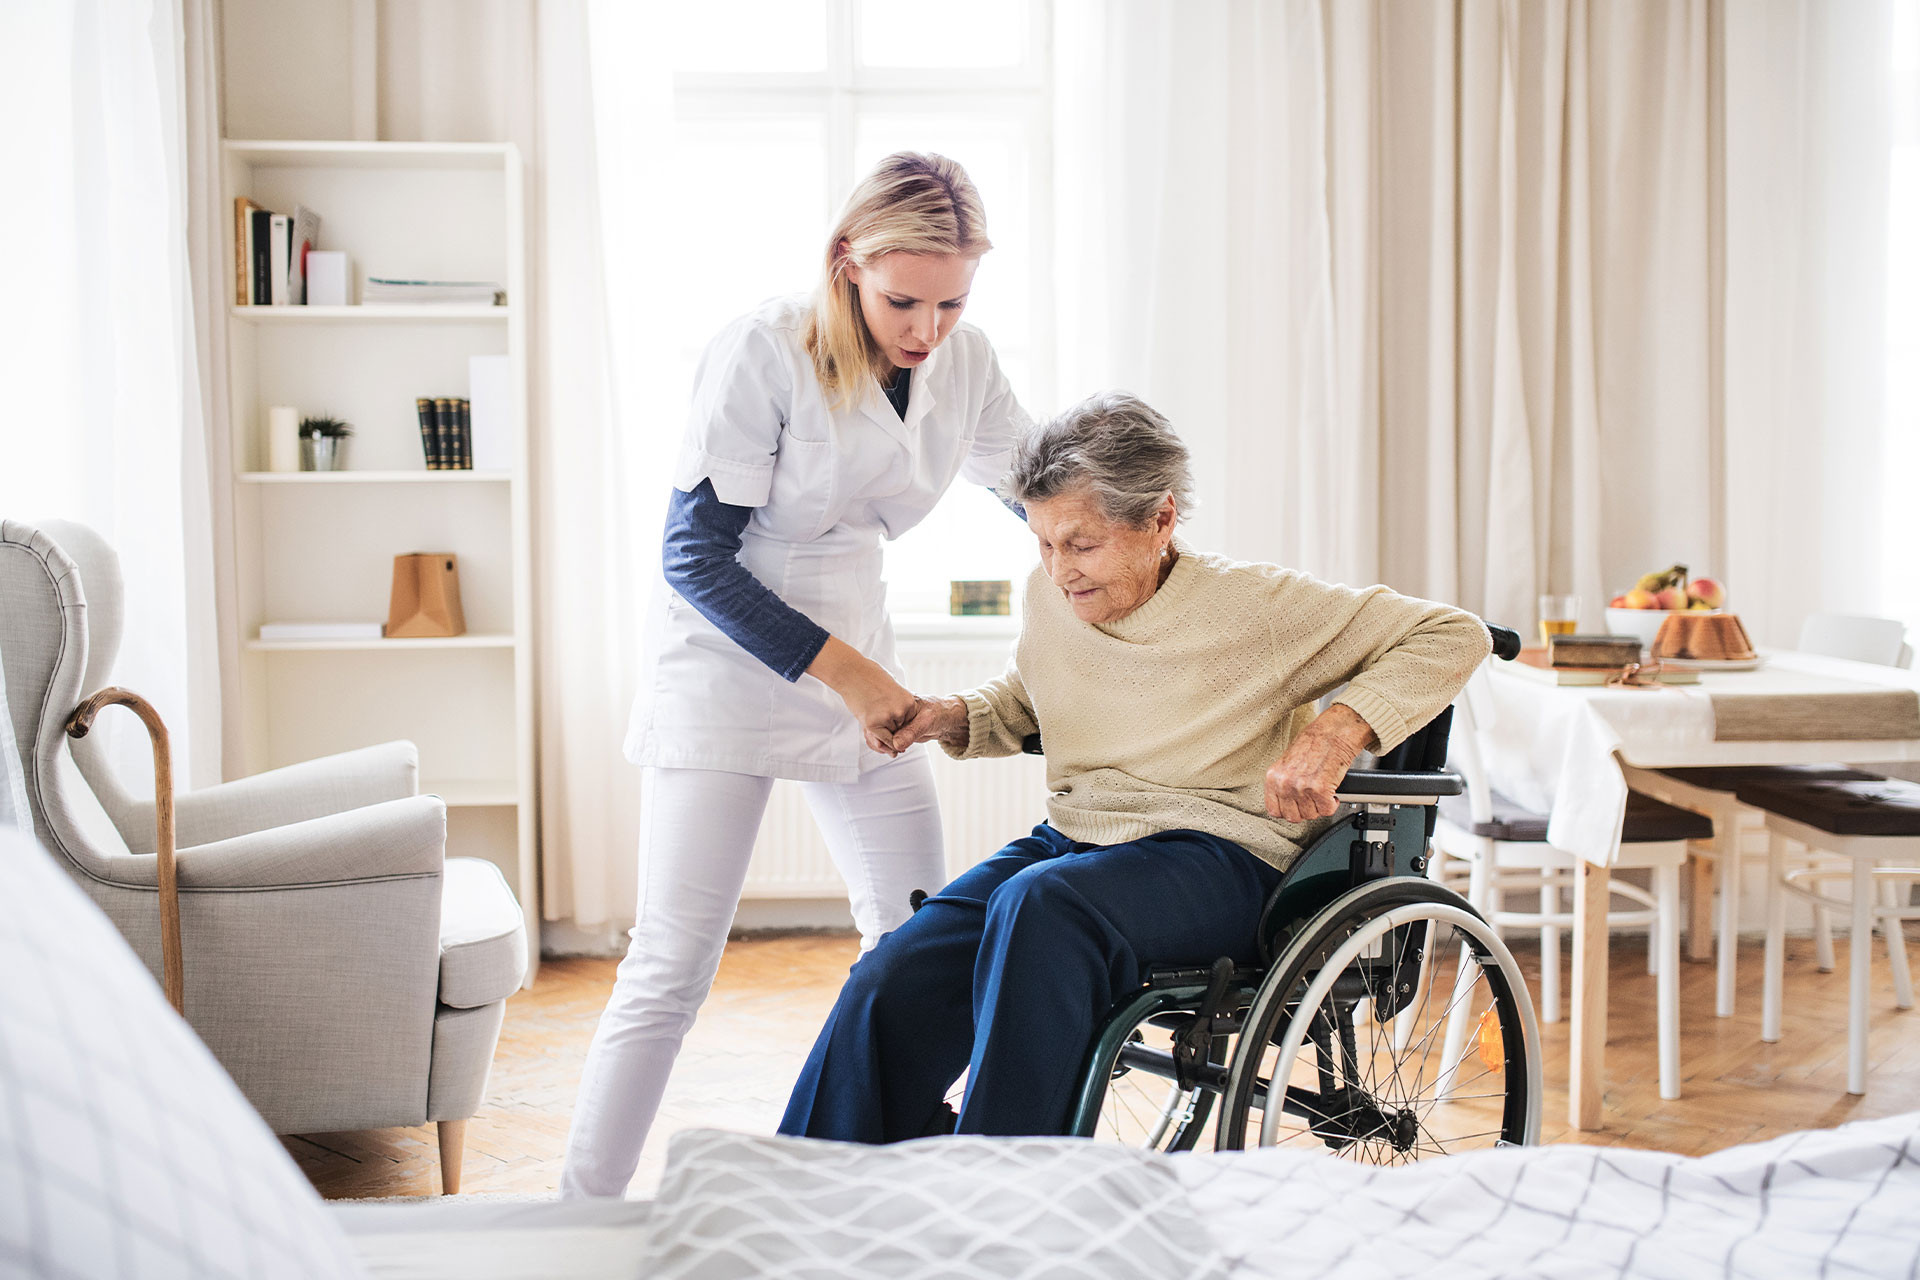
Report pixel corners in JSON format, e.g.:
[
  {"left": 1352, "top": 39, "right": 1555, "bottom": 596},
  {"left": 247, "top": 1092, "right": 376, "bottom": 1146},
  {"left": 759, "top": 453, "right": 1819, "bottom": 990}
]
[{"left": 1479, "top": 648, "right": 1920, "bottom": 1130}]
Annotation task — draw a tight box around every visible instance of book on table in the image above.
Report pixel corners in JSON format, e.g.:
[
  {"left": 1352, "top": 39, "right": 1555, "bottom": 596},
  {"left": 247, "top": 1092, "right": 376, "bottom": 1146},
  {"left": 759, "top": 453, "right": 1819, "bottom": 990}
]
[{"left": 1512, "top": 647, "right": 1700, "bottom": 686}]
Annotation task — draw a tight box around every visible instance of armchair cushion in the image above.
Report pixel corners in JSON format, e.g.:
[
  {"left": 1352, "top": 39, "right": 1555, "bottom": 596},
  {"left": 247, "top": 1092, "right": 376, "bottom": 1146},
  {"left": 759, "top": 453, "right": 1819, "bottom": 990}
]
[
  {"left": 438, "top": 857, "right": 528, "bottom": 1009},
  {"left": 0, "top": 828, "right": 370, "bottom": 1279}
]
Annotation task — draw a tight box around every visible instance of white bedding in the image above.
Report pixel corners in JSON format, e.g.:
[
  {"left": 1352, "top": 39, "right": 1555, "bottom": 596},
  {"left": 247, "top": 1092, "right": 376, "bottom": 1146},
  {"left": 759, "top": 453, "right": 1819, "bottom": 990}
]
[{"left": 336, "top": 1112, "right": 1920, "bottom": 1279}]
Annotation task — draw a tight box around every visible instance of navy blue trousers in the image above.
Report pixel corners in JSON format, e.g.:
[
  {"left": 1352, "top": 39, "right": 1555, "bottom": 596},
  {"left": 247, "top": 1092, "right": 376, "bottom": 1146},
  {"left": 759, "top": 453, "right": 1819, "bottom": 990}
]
[{"left": 778, "top": 823, "right": 1283, "bottom": 1142}]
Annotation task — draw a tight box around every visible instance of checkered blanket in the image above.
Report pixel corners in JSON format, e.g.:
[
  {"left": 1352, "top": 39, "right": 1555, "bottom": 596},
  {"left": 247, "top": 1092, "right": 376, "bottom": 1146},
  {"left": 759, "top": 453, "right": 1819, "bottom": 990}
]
[{"left": 631, "top": 1113, "right": 1920, "bottom": 1280}]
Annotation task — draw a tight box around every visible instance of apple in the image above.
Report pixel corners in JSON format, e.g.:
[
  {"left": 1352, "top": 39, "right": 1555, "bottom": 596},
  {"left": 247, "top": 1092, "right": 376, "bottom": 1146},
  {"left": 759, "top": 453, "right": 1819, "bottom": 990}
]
[
  {"left": 1609, "top": 594, "right": 1630, "bottom": 608},
  {"left": 1653, "top": 586, "right": 1683, "bottom": 610},
  {"left": 1622, "top": 587, "right": 1657, "bottom": 610},
  {"left": 1687, "top": 576, "right": 1725, "bottom": 609}
]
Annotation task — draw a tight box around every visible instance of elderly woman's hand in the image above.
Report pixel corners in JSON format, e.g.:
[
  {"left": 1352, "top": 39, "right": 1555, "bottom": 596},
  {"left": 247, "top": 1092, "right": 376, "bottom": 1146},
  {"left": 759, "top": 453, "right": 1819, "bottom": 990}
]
[
  {"left": 889, "top": 695, "right": 971, "bottom": 754},
  {"left": 1265, "top": 704, "right": 1379, "bottom": 823}
]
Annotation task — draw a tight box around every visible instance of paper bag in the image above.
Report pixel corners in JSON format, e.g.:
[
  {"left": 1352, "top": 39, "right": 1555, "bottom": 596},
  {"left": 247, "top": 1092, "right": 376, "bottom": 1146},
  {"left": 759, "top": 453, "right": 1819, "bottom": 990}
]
[{"left": 386, "top": 553, "right": 467, "bottom": 638}]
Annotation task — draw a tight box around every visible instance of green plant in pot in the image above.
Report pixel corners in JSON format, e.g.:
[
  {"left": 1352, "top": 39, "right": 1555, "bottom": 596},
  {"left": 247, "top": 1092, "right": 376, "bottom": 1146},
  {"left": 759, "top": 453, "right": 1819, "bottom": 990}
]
[{"left": 298, "top": 415, "right": 353, "bottom": 472}]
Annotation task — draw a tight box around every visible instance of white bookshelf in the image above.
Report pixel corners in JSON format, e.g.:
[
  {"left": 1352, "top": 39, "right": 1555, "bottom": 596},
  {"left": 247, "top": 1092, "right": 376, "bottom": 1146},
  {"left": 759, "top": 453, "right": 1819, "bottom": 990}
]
[{"left": 220, "top": 139, "right": 537, "bottom": 981}]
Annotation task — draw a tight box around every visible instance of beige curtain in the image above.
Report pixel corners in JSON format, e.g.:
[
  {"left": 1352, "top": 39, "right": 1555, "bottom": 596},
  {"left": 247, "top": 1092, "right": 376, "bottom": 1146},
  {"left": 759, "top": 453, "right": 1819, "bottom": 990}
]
[{"left": 1058, "top": 0, "right": 1720, "bottom": 632}]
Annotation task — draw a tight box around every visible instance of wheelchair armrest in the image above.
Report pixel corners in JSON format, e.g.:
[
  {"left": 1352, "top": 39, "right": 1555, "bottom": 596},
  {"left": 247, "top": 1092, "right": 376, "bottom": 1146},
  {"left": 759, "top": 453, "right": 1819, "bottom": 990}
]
[{"left": 1332, "top": 769, "right": 1463, "bottom": 804}]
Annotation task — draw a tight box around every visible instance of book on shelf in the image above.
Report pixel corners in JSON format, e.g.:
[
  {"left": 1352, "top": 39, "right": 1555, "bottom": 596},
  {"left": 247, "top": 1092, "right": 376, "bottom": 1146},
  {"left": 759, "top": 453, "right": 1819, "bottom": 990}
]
[
  {"left": 416, "top": 398, "right": 440, "bottom": 469},
  {"left": 268, "top": 213, "right": 291, "bottom": 306},
  {"left": 258, "top": 621, "right": 386, "bottom": 642},
  {"left": 1512, "top": 647, "right": 1700, "bottom": 686},
  {"left": 434, "top": 397, "right": 455, "bottom": 469},
  {"left": 250, "top": 207, "right": 272, "bottom": 306},
  {"left": 455, "top": 398, "right": 472, "bottom": 469},
  {"left": 469, "top": 355, "right": 511, "bottom": 470},
  {"left": 233, "top": 198, "right": 263, "bottom": 305},
  {"left": 363, "top": 277, "right": 506, "bottom": 305},
  {"left": 288, "top": 204, "right": 322, "bottom": 303}
]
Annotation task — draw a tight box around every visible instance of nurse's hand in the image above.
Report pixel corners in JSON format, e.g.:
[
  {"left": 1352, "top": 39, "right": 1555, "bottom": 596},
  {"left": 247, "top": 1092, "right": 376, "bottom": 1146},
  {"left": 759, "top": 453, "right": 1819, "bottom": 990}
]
[{"left": 808, "top": 637, "right": 919, "bottom": 757}]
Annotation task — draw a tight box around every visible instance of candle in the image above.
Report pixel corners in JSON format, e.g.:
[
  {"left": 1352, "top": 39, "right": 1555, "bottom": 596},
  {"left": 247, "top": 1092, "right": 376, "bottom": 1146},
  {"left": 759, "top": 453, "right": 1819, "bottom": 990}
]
[{"left": 268, "top": 406, "right": 299, "bottom": 472}]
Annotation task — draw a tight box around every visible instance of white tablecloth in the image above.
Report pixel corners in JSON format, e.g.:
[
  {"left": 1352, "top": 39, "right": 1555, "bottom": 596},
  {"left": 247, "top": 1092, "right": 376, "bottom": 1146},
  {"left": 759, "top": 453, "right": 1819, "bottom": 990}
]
[{"left": 1482, "top": 651, "right": 1920, "bottom": 865}]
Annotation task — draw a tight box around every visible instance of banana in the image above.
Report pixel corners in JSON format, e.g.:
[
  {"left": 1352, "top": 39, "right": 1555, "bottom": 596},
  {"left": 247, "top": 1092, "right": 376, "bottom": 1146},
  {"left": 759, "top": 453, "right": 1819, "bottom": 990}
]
[{"left": 1635, "top": 563, "right": 1688, "bottom": 593}]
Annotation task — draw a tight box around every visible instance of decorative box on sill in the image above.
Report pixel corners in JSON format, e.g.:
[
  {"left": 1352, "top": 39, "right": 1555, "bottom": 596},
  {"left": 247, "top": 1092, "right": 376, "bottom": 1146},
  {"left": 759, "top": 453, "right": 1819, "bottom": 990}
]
[{"left": 949, "top": 580, "right": 1012, "bottom": 617}]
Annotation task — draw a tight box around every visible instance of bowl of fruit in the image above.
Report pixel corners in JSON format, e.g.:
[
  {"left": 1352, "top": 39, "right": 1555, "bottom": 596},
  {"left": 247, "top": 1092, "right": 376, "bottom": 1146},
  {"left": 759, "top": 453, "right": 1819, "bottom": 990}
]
[{"left": 1606, "top": 564, "right": 1725, "bottom": 649}]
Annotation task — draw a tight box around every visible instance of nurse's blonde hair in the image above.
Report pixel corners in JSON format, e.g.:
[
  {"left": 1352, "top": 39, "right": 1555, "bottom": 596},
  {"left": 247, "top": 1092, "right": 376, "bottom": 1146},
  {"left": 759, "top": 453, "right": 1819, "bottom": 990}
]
[{"left": 805, "top": 152, "right": 992, "bottom": 405}]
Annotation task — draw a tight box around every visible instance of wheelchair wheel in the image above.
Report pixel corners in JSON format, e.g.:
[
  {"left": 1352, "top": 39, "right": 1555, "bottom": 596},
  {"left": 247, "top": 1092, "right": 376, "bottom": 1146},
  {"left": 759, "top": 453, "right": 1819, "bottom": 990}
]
[
  {"left": 1083, "top": 1012, "right": 1222, "bottom": 1152},
  {"left": 1215, "top": 878, "right": 1541, "bottom": 1160}
]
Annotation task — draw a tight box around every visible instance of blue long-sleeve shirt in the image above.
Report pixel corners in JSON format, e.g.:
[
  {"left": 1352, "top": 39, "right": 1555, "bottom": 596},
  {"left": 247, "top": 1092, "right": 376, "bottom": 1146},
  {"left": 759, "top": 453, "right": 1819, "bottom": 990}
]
[{"left": 662, "top": 478, "right": 831, "bottom": 682}]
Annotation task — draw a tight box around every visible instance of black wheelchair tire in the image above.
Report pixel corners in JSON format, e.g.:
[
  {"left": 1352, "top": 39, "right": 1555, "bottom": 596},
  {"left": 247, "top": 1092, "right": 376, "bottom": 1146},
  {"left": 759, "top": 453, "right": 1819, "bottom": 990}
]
[{"left": 1214, "top": 877, "right": 1542, "bottom": 1158}]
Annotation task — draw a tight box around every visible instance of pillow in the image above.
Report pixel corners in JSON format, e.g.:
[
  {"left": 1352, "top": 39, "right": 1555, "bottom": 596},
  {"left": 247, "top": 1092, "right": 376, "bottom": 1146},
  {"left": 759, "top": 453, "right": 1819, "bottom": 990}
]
[
  {"left": 0, "top": 829, "right": 369, "bottom": 1279},
  {"left": 642, "top": 1128, "right": 1227, "bottom": 1280}
]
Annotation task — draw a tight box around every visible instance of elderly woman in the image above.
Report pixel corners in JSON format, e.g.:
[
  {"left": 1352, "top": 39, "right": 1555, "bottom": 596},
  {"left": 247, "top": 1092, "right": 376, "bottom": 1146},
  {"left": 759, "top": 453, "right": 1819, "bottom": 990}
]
[{"left": 778, "top": 392, "right": 1490, "bottom": 1143}]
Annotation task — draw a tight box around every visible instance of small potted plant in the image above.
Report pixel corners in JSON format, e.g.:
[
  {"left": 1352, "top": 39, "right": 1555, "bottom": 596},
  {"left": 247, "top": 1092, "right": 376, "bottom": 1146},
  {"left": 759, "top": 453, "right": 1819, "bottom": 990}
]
[{"left": 298, "top": 415, "right": 354, "bottom": 472}]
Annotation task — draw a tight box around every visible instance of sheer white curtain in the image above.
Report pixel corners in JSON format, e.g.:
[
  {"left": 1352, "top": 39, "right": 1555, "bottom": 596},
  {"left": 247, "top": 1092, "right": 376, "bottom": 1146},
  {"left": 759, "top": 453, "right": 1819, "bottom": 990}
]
[
  {"left": 0, "top": 0, "right": 225, "bottom": 788},
  {"left": 1723, "top": 0, "right": 1896, "bottom": 648},
  {"left": 1055, "top": 0, "right": 1718, "bottom": 632}
]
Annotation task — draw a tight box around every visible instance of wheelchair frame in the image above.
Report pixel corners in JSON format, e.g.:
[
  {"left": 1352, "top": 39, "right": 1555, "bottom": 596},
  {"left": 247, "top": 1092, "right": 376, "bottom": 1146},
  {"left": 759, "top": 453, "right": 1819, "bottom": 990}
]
[{"left": 1062, "top": 625, "right": 1543, "bottom": 1158}]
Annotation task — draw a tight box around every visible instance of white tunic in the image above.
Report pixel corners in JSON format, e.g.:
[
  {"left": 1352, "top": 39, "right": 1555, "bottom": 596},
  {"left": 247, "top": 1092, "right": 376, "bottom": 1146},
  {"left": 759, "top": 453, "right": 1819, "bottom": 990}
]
[{"left": 625, "top": 296, "right": 1030, "bottom": 783}]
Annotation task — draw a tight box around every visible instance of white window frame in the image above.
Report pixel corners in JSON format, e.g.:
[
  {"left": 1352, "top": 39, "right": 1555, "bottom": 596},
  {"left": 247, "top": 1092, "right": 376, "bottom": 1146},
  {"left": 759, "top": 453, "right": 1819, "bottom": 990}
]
[{"left": 670, "top": 0, "right": 1057, "bottom": 410}]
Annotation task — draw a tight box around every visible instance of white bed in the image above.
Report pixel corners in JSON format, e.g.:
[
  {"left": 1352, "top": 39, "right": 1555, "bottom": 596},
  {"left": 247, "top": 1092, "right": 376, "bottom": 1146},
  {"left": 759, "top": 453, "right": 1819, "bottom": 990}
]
[{"left": 329, "top": 1112, "right": 1920, "bottom": 1279}]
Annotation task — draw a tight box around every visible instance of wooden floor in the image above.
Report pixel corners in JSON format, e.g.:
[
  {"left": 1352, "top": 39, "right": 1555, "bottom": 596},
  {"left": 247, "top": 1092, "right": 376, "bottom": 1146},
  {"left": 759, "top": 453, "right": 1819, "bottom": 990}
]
[{"left": 287, "top": 927, "right": 1920, "bottom": 1200}]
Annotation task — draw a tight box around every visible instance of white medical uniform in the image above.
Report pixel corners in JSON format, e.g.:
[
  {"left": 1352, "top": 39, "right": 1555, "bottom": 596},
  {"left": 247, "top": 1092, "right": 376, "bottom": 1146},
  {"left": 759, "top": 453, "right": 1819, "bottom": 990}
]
[{"left": 563, "top": 295, "right": 1029, "bottom": 1198}]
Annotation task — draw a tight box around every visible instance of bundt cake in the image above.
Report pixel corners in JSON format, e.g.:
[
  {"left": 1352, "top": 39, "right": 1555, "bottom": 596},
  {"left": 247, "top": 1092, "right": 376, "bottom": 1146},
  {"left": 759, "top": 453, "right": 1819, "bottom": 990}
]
[{"left": 1653, "top": 612, "right": 1756, "bottom": 661}]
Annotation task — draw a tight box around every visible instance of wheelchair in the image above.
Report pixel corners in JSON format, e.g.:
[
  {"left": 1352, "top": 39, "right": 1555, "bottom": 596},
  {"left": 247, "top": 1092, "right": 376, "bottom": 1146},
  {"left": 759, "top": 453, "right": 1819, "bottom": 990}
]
[{"left": 1054, "top": 623, "right": 1540, "bottom": 1162}]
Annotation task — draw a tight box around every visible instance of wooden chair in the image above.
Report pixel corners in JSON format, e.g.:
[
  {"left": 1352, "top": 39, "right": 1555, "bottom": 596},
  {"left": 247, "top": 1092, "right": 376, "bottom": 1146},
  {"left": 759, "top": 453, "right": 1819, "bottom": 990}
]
[{"left": 1744, "top": 776, "right": 1920, "bottom": 1095}]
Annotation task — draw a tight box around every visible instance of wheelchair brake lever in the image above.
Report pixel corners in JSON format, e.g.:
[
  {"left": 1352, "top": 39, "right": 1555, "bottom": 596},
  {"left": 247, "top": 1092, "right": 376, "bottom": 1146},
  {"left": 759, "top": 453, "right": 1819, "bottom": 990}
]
[{"left": 1171, "top": 955, "right": 1237, "bottom": 1091}]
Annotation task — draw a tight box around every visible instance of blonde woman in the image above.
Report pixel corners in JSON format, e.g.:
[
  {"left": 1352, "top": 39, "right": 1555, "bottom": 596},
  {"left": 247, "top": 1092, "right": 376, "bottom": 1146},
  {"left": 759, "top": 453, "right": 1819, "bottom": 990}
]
[{"left": 562, "top": 153, "right": 1030, "bottom": 1197}]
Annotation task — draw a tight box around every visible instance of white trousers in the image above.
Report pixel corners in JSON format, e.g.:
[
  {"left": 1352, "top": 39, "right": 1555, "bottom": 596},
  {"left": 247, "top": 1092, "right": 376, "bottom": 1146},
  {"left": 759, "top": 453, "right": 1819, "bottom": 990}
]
[{"left": 559, "top": 751, "right": 946, "bottom": 1198}]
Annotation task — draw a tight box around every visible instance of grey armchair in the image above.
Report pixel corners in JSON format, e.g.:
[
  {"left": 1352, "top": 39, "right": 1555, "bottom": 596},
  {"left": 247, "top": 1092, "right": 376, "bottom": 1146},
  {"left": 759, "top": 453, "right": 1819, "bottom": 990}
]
[{"left": 0, "top": 518, "right": 526, "bottom": 1193}]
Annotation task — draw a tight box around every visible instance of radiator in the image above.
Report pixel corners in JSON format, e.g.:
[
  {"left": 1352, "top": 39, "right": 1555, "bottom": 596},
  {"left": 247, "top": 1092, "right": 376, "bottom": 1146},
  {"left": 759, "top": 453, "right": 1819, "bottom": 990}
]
[{"left": 743, "top": 631, "right": 1050, "bottom": 897}]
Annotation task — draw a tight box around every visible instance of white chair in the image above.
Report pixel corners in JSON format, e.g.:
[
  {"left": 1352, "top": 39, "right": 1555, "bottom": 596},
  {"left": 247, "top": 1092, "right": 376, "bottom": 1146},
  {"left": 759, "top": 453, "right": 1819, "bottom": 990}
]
[
  {"left": 1435, "top": 666, "right": 1709, "bottom": 1100},
  {"left": 1797, "top": 613, "right": 1913, "bottom": 669},
  {"left": 1742, "top": 774, "right": 1920, "bottom": 1095},
  {"left": 1624, "top": 612, "right": 1913, "bottom": 1019}
]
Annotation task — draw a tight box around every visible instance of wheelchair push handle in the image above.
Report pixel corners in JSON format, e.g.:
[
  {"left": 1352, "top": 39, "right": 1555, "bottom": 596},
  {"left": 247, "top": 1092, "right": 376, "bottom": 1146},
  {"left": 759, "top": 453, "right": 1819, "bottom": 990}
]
[{"left": 1487, "top": 622, "right": 1523, "bottom": 661}]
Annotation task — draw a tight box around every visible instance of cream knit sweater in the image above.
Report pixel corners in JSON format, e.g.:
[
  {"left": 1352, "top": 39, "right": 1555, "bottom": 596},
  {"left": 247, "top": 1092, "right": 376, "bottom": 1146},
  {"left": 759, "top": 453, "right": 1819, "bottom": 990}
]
[{"left": 948, "top": 541, "right": 1490, "bottom": 869}]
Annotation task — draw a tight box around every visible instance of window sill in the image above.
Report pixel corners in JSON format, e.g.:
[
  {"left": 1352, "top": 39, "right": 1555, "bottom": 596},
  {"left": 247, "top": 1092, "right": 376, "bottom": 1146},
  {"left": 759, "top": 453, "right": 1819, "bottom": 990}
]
[{"left": 891, "top": 612, "right": 1021, "bottom": 642}]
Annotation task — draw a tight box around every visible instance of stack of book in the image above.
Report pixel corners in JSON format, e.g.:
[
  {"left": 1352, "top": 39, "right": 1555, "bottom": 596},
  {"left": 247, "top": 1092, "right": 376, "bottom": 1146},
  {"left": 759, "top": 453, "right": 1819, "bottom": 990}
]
[
  {"left": 365, "top": 278, "right": 505, "bottom": 305},
  {"left": 233, "top": 199, "right": 322, "bottom": 305},
  {"left": 1511, "top": 642, "right": 1700, "bottom": 686},
  {"left": 417, "top": 398, "right": 474, "bottom": 470}
]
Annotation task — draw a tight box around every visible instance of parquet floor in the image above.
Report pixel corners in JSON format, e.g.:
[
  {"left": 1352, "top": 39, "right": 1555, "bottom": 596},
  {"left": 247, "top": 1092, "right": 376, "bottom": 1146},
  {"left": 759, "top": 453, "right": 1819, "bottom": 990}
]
[{"left": 286, "top": 928, "right": 1920, "bottom": 1200}]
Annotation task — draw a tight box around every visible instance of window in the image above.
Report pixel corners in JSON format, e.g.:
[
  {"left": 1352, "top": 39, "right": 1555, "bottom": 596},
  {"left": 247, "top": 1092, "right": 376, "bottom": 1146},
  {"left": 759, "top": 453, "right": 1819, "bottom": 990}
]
[{"left": 663, "top": 0, "right": 1051, "bottom": 615}]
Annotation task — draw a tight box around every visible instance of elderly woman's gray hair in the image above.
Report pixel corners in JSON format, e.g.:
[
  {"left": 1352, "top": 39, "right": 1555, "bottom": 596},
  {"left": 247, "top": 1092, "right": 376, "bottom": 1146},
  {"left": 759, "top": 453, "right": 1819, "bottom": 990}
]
[{"left": 1005, "top": 392, "right": 1195, "bottom": 528}]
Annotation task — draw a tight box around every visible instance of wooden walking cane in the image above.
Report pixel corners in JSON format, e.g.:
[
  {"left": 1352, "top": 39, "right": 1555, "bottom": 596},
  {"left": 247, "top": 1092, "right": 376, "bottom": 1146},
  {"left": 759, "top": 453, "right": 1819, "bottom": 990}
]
[{"left": 66, "top": 689, "right": 182, "bottom": 1016}]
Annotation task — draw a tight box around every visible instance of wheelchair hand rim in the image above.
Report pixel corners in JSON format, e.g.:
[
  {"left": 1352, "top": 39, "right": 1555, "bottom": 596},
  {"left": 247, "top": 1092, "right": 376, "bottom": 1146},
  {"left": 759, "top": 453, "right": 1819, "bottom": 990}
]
[{"left": 1257, "top": 896, "right": 1542, "bottom": 1150}]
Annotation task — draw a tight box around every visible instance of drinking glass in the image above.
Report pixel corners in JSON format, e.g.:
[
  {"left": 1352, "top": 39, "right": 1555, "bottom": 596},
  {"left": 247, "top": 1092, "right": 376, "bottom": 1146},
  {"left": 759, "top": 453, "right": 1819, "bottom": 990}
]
[{"left": 1538, "top": 594, "right": 1579, "bottom": 649}]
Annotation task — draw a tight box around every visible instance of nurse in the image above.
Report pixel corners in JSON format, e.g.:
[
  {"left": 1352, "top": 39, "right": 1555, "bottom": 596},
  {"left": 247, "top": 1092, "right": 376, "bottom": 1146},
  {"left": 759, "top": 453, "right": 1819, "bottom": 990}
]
[{"left": 560, "top": 152, "right": 1031, "bottom": 1198}]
